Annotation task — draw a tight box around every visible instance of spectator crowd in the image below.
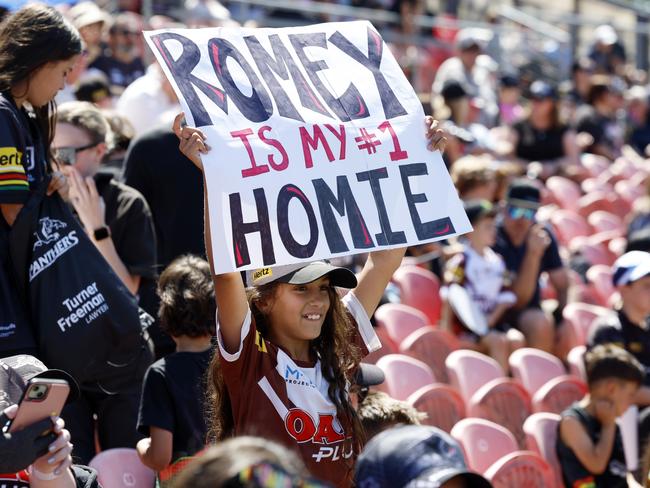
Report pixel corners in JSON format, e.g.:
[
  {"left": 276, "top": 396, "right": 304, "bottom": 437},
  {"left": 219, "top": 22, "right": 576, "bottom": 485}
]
[{"left": 2, "top": 0, "right": 650, "bottom": 487}]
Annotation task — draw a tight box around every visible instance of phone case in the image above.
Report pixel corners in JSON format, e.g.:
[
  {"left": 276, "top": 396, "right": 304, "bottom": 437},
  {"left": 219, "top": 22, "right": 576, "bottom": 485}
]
[{"left": 9, "top": 379, "right": 70, "bottom": 433}]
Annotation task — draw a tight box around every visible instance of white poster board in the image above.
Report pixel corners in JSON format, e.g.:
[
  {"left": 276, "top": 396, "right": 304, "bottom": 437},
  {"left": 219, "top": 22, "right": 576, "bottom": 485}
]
[{"left": 145, "top": 21, "right": 471, "bottom": 273}]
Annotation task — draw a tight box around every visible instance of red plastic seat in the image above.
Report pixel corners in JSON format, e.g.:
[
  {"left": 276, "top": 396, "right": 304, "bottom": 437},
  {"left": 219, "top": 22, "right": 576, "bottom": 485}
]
[
  {"left": 364, "top": 326, "right": 397, "bottom": 365},
  {"left": 546, "top": 176, "right": 582, "bottom": 212},
  {"left": 448, "top": 350, "right": 532, "bottom": 447},
  {"left": 392, "top": 266, "right": 441, "bottom": 325},
  {"left": 374, "top": 303, "right": 429, "bottom": 346},
  {"left": 586, "top": 264, "right": 617, "bottom": 306},
  {"left": 399, "top": 327, "right": 459, "bottom": 383},
  {"left": 376, "top": 354, "right": 435, "bottom": 401},
  {"left": 533, "top": 376, "right": 588, "bottom": 414},
  {"left": 587, "top": 210, "right": 624, "bottom": 235},
  {"left": 89, "top": 448, "right": 156, "bottom": 488},
  {"left": 580, "top": 153, "right": 609, "bottom": 178},
  {"left": 524, "top": 412, "right": 563, "bottom": 487},
  {"left": 550, "top": 210, "right": 591, "bottom": 246},
  {"left": 562, "top": 302, "right": 612, "bottom": 345},
  {"left": 577, "top": 192, "right": 632, "bottom": 220},
  {"left": 567, "top": 345, "right": 587, "bottom": 381},
  {"left": 509, "top": 348, "right": 566, "bottom": 394},
  {"left": 569, "top": 237, "right": 615, "bottom": 266},
  {"left": 485, "top": 451, "right": 557, "bottom": 488},
  {"left": 451, "top": 418, "right": 518, "bottom": 474},
  {"left": 407, "top": 383, "right": 465, "bottom": 433}
]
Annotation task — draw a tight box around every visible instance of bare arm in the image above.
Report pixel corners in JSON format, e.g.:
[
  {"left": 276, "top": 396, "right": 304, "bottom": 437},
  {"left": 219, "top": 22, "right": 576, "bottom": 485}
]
[
  {"left": 352, "top": 248, "right": 406, "bottom": 318},
  {"left": 0, "top": 203, "right": 21, "bottom": 226},
  {"left": 559, "top": 412, "right": 617, "bottom": 474},
  {"left": 512, "top": 225, "right": 550, "bottom": 308},
  {"left": 136, "top": 427, "right": 173, "bottom": 472},
  {"left": 548, "top": 267, "right": 569, "bottom": 311},
  {"left": 562, "top": 130, "right": 580, "bottom": 167}
]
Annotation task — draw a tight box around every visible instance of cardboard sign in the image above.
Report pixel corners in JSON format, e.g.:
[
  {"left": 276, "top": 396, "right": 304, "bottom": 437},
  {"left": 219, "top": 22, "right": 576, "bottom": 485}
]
[{"left": 145, "top": 21, "right": 471, "bottom": 273}]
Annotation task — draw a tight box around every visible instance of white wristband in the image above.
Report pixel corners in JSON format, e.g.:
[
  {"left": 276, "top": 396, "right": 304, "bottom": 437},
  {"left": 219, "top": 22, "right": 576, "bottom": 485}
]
[{"left": 28, "top": 465, "right": 62, "bottom": 481}]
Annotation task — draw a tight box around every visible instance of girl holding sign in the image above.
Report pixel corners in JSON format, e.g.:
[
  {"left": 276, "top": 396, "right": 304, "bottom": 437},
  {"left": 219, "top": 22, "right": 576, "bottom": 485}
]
[{"left": 175, "top": 113, "right": 446, "bottom": 486}]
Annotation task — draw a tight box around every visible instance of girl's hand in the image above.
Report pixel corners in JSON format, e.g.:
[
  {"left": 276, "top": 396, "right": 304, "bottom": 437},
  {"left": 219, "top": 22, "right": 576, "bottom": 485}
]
[
  {"left": 173, "top": 113, "right": 209, "bottom": 170},
  {"left": 31, "top": 417, "right": 72, "bottom": 478},
  {"left": 425, "top": 116, "right": 447, "bottom": 153},
  {"left": 46, "top": 170, "right": 69, "bottom": 199}
]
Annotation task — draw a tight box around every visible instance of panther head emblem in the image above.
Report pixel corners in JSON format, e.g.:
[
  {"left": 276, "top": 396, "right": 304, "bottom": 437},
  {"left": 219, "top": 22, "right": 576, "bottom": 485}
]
[{"left": 33, "top": 217, "right": 67, "bottom": 249}]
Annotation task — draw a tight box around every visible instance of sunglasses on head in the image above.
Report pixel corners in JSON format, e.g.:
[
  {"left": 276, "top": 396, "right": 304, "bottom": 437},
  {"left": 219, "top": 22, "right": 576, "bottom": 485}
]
[
  {"left": 506, "top": 205, "right": 536, "bottom": 221},
  {"left": 223, "top": 462, "right": 331, "bottom": 488},
  {"left": 54, "top": 142, "right": 100, "bottom": 166}
]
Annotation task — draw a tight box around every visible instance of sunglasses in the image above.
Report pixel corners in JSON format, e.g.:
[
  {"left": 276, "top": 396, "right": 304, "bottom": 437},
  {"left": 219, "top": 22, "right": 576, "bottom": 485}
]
[
  {"left": 223, "top": 463, "right": 331, "bottom": 488},
  {"left": 54, "top": 142, "right": 100, "bottom": 165},
  {"left": 506, "top": 205, "right": 536, "bottom": 221}
]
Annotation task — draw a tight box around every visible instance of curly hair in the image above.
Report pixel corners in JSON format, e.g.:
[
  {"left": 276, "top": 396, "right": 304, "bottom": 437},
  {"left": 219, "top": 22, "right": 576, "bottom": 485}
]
[
  {"left": 206, "top": 282, "right": 365, "bottom": 471},
  {"left": 157, "top": 255, "right": 215, "bottom": 338}
]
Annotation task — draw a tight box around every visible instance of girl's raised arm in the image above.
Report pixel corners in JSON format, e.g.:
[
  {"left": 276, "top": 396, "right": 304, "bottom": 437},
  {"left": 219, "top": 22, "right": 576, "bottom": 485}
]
[{"left": 174, "top": 113, "right": 248, "bottom": 353}]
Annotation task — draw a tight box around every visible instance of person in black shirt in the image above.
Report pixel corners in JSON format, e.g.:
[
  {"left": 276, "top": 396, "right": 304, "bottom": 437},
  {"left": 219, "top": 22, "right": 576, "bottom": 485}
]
[
  {"left": 0, "top": 6, "right": 81, "bottom": 356},
  {"left": 557, "top": 344, "right": 643, "bottom": 488},
  {"left": 509, "top": 81, "right": 579, "bottom": 179},
  {"left": 492, "top": 179, "right": 570, "bottom": 355},
  {"left": 137, "top": 255, "right": 215, "bottom": 485},
  {"left": 588, "top": 250, "right": 650, "bottom": 463}
]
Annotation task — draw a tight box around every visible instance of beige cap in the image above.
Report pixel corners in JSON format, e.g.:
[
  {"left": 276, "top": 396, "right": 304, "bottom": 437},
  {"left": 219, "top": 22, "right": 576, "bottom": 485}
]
[{"left": 68, "top": 1, "right": 109, "bottom": 29}]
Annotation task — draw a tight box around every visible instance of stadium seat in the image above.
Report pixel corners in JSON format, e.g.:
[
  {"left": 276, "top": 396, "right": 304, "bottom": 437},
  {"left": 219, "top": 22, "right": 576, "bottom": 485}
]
[
  {"left": 399, "top": 327, "right": 459, "bottom": 383},
  {"left": 485, "top": 451, "right": 557, "bottom": 488},
  {"left": 567, "top": 345, "right": 587, "bottom": 381},
  {"left": 364, "top": 326, "right": 398, "bottom": 365},
  {"left": 509, "top": 348, "right": 565, "bottom": 394},
  {"left": 580, "top": 153, "right": 609, "bottom": 178},
  {"left": 374, "top": 303, "right": 429, "bottom": 346},
  {"left": 376, "top": 354, "right": 435, "bottom": 401},
  {"left": 587, "top": 210, "right": 624, "bottom": 235},
  {"left": 451, "top": 418, "right": 518, "bottom": 474},
  {"left": 586, "top": 264, "right": 617, "bottom": 307},
  {"left": 562, "top": 302, "right": 612, "bottom": 345},
  {"left": 88, "top": 448, "right": 155, "bottom": 488},
  {"left": 406, "top": 383, "right": 465, "bottom": 433},
  {"left": 447, "top": 350, "right": 532, "bottom": 447},
  {"left": 581, "top": 177, "right": 613, "bottom": 194},
  {"left": 392, "top": 266, "right": 442, "bottom": 325},
  {"left": 609, "top": 236, "right": 627, "bottom": 259},
  {"left": 546, "top": 176, "right": 581, "bottom": 212},
  {"left": 569, "top": 237, "right": 615, "bottom": 267},
  {"left": 577, "top": 192, "right": 632, "bottom": 221},
  {"left": 532, "top": 376, "right": 588, "bottom": 414},
  {"left": 550, "top": 210, "right": 590, "bottom": 246},
  {"left": 524, "top": 412, "right": 563, "bottom": 488}
]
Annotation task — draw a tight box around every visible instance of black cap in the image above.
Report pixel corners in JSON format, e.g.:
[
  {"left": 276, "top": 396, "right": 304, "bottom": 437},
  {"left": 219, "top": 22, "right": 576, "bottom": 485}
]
[
  {"left": 529, "top": 80, "right": 557, "bottom": 100},
  {"left": 355, "top": 425, "right": 492, "bottom": 488},
  {"left": 441, "top": 81, "right": 468, "bottom": 102},
  {"left": 626, "top": 228, "right": 650, "bottom": 253},
  {"left": 464, "top": 199, "right": 497, "bottom": 225},
  {"left": 0, "top": 355, "right": 80, "bottom": 410},
  {"left": 74, "top": 73, "right": 111, "bottom": 104},
  {"left": 500, "top": 74, "right": 519, "bottom": 88},
  {"left": 506, "top": 179, "right": 541, "bottom": 209},
  {"left": 354, "top": 363, "right": 385, "bottom": 388}
]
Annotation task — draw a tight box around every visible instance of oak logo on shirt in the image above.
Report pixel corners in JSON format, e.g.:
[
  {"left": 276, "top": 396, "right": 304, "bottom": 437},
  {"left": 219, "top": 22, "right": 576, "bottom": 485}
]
[
  {"left": 0, "top": 147, "right": 21, "bottom": 166},
  {"left": 284, "top": 408, "right": 344, "bottom": 445}
]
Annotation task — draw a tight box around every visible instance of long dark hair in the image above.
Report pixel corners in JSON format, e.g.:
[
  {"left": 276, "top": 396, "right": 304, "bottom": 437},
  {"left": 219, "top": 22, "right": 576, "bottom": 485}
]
[
  {"left": 0, "top": 4, "right": 82, "bottom": 161},
  {"left": 206, "top": 283, "right": 365, "bottom": 469}
]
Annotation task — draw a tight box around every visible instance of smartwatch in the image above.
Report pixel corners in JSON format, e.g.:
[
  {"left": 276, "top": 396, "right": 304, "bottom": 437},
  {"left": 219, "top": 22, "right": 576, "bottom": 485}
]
[{"left": 93, "top": 226, "right": 111, "bottom": 241}]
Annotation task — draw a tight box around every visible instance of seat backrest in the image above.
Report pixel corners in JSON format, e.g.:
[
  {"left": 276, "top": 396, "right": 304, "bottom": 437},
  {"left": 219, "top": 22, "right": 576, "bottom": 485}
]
[
  {"left": 569, "top": 238, "right": 613, "bottom": 267},
  {"left": 588, "top": 210, "right": 624, "bottom": 234},
  {"left": 523, "top": 412, "right": 561, "bottom": 476},
  {"left": 485, "top": 451, "right": 557, "bottom": 488},
  {"left": 509, "top": 348, "right": 565, "bottom": 394},
  {"left": 407, "top": 384, "right": 466, "bottom": 433},
  {"left": 376, "top": 354, "right": 435, "bottom": 400},
  {"left": 562, "top": 302, "right": 610, "bottom": 345},
  {"left": 392, "top": 266, "right": 441, "bottom": 325},
  {"left": 89, "top": 448, "right": 156, "bottom": 488},
  {"left": 374, "top": 303, "right": 429, "bottom": 346},
  {"left": 546, "top": 176, "right": 581, "bottom": 211},
  {"left": 586, "top": 264, "right": 615, "bottom": 306},
  {"left": 399, "top": 327, "right": 459, "bottom": 383},
  {"left": 533, "top": 376, "right": 588, "bottom": 415},
  {"left": 446, "top": 350, "right": 503, "bottom": 402},
  {"left": 364, "top": 326, "right": 397, "bottom": 365},
  {"left": 451, "top": 418, "right": 518, "bottom": 474},
  {"left": 567, "top": 345, "right": 587, "bottom": 381},
  {"left": 550, "top": 210, "right": 590, "bottom": 245}
]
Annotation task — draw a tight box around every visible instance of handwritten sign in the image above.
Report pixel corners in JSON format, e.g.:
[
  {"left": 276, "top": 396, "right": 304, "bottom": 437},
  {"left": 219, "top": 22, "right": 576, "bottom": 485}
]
[{"left": 145, "top": 21, "right": 471, "bottom": 273}]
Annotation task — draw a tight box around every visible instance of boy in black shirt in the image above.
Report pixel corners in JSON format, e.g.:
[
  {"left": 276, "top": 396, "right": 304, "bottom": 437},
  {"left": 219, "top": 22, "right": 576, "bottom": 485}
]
[
  {"left": 136, "top": 255, "right": 215, "bottom": 485},
  {"left": 557, "top": 344, "right": 644, "bottom": 488}
]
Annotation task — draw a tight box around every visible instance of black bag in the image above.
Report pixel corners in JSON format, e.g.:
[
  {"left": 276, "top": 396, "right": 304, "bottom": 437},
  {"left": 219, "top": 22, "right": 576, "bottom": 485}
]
[
  {"left": 9, "top": 183, "right": 149, "bottom": 389},
  {"left": 0, "top": 220, "right": 37, "bottom": 357}
]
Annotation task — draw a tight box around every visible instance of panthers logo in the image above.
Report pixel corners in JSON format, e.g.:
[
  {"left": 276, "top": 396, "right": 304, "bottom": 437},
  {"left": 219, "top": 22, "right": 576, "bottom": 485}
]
[{"left": 33, "top": 217, "right": 67, "bottom": 249}]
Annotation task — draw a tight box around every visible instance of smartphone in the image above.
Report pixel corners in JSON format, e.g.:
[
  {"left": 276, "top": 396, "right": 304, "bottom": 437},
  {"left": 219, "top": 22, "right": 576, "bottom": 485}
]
[{"left": 7, "top": 378, "right": 70, "bottom": 433}]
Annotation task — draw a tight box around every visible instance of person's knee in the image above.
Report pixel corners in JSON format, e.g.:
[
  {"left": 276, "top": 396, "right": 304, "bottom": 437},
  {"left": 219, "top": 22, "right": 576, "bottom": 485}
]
[
  {"left": 483, "top": 332, "right": 508, "bottom": 354},
  {"left": 519, "top": 309, "right": 553, "bottom": 336}
]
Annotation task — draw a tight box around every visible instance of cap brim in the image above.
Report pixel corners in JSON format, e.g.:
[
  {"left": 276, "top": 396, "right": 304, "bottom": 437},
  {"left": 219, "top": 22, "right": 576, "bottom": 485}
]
[
  {"left": 278, "top": 262, "right": 358, "bottom": 289},
  {"left": 32, "top": 369, "right": 80, "bottom": 406},
  {"left": 354, "top": 363, "right": 385, "bottom": 388},
  {"left": 506, "top": 197, "right": 541, "bottom": 210},
  {"left": 407, "top": 467, "right": 492, "bottom": 487}
]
